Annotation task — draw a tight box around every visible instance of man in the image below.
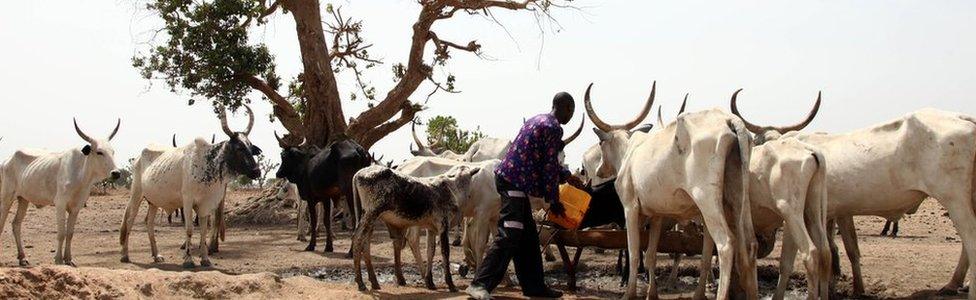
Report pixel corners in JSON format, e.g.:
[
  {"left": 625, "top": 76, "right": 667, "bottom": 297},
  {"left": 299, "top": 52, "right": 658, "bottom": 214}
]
[{"left": 466, "top": 92, "right": 582, "bottom": 299}]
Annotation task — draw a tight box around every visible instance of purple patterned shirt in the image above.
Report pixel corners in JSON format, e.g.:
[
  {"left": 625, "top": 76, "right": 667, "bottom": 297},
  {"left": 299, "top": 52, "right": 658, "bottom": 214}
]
[{"left": 496, "top": 113, "right": 571, "bottom": 203}]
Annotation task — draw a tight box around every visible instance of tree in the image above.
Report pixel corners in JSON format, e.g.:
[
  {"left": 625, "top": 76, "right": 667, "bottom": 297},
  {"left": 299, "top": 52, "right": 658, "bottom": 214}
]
[
  {"left": 424, "top": 115, "right": 485, "bottom": 154},
  {"left": 133, "top": 0, "right": 572, "bottom": 149},
  {"left": 256, "top": 153, "right": 279, "bottom": 188}
]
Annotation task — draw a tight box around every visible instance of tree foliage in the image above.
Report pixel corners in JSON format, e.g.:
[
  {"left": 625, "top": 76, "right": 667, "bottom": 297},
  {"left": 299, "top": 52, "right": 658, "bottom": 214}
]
[
  {"left": 134, "top": 0, "right": 571, "bottom": 149},
  {"left": 424, "top": 115, "right": 485, "bottom": 154}
]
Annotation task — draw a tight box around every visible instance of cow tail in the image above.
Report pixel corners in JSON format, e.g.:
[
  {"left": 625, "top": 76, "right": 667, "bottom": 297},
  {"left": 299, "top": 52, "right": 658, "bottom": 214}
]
[
  {"left": 121, "top": 157, "right": 145, "bottom": 245},
  {"left": 351, "top": 174, "right": 362, "bottom": 230},
  {"left": 726, "top": 118, "right": 759, "bottom": 298}
]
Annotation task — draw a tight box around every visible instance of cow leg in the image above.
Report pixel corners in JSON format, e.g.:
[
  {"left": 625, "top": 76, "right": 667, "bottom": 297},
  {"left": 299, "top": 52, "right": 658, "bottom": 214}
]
[
  {"left": 199, "top": 214, "right": 213, "bottom": 267},
  {"left": 208, "top": 199, "right": 224, "bottom": 254},
  {"left": 365, "top": 226, "right": 380, "bottom": 290},
  {"left": 892, "top": 221, "right": 899, "bottom": 237},
  {"left": 53, "top": 198, "right": 69, "bottom": 265},
  {"left": 774, "top": 228, "right": 799, "bottom": 300},
  {"left": 352, "top": 211, "right": 373, "bottom": 292},
  {"left": 836, "top": 216, "right": 864, "bottom": 296},
  {"left": 62, "top": 207, "right": 80, "bottom": 267},
  {"left": 936, "top": 195, "right": 976, "bottom": 300},
  {"left": 147, "top": 204, "right": 164, "bottom": 263},
  {"left": 305, "top": 201, "right": 318, "bottom": 252},
  {"left": 621, "top": 205, "right": 642, "bottom": 300},
  {"left": 696, "top": 202, "right": 736, "bottom": 300},
  {"left": 694, "top": 230, "right": 715, "bottom": 300},
  {"left": 665, "top": 253, "right": 683, "bottom": 289},
  {"left": 406, "top": 227, "right": 427, "bottom": 279},
  {"left": 0, "top": 192, "right": 15, "bottom": 261},
  {"left": 323, "top": 198, "right": 334, "bottom": 253},
  {"left": 452, "top": 214, "right": 463, "bottom": 247},
  {"left": 425, "top": 224, "right": 437, "bottom": 290},
  {"left": 942, "top": 246, "right": 968, "bottom": 295},
  {"left": 182, "top": 203, "right": 196, "bottom": 268},
  {"left": 297, "top": 200, "right": 308, "bottom": 242},
  {"left": 441, "top": 217, "right": 457, "bottom": 292},
  {"left": 11, "top": 198, "right": 30, "bottom": 266},
  {"left": 880, "top": 221, "right": 891, "bottom": 236},
  {"left": 120, "top": 186, "right": 145, "bottom": 263},
  {"left": 391, "top": 227, "right": 407, "bottom": 286},
  {"left": 643, "top": 217, "right": 664, "bottom": 300}
]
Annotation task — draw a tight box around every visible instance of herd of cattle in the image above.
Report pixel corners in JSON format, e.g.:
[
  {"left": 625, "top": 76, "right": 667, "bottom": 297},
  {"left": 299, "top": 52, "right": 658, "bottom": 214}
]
[{"left": 0, "top": 83, "right": 975, "bottom": 300}]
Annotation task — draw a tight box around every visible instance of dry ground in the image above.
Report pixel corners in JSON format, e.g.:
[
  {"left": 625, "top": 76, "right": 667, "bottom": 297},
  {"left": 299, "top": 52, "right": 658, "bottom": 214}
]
[{"left": 0, "top": 190, "right": 967, "bottom": 299}]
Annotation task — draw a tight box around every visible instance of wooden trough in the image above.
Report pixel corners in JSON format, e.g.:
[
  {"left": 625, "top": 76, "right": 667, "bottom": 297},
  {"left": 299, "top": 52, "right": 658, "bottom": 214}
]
[{"left": 544, "top": 227, "right": 705, "bottom": 291}]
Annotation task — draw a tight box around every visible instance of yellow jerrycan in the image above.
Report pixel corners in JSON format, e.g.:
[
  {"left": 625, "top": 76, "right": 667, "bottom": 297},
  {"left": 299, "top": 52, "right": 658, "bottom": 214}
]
[{"left": 547, "top": 184, "right": 592, "bottom": 230}]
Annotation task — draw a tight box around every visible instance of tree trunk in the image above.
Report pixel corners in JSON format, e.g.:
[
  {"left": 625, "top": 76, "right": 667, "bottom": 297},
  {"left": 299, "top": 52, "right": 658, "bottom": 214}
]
[{"left": 283, "top": 0, "right": 347, "bottom": 147}]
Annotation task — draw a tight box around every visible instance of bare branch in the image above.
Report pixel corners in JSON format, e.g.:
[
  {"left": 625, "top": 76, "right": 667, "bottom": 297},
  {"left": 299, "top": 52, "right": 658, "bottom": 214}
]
[
  {"left": 243, "top": 0, "right": 281, "bottom": 27},
  {"left": 238, "top": 74, "right": 305, "bottom": 136},
  {"left": 358, "top": 101, "right": 422, "bottom": 149}
]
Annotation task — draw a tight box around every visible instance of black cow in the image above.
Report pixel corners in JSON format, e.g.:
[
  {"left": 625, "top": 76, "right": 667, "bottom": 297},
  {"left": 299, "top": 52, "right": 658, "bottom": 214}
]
[{"left": 275, "top": 133, "right": 371, "bottom": 255}]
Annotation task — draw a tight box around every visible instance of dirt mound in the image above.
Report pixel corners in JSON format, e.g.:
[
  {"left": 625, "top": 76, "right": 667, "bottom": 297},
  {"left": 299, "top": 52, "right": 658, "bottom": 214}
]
[{"left": 226, "top": 182, "right": 300, "bottom": 225}]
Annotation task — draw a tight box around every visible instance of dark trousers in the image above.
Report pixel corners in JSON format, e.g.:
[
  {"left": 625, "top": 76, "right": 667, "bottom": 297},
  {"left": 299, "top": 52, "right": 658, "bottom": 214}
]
[{"left": 471, "top": 177, "right": 548, "bottom": 294}]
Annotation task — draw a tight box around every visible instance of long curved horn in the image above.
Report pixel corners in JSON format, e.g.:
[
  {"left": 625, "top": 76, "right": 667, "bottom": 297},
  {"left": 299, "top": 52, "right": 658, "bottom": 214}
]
[
  {"left": 243, "top": 105, "right": 255, "bottom": 135},
  {"left": 729, "top": 89, "right": 766, "bottom": 134},
  {"left": 218, "top": 105, "right": 234, "bottom": 137},
  {"left": 108, "top": 118, "right": 121, "bottom": 141},
  {"left": 776, "top": 91, "right": 821, "bottom": 133},
  {"left": 562, "top": 114, "right": 585, "bottom": 145},
  {"left": 73, "top": 118, "right": 94, "bottom": 144},
  {"left": 172, "top": 134, "right": 178, "bottom": 147},
  {"left": 583, "top": 82, "right": 656, "bottom": 132},
  {"left": 411, "top": 122, "right": 429, "bottom": 150},
  {"left": 730, "top": 89, "right": 821, "bottom": 134}
]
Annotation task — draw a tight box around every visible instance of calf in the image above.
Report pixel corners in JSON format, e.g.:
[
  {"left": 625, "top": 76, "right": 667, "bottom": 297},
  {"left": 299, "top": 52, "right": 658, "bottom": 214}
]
[
  {"left": 275, "top": 133, "right": 371, "bottom": 255},
  {"left": 120, "top": 106, "right": 261, "bottom": 268},
  {"left": 0, "top": 119, "right": 122, "bottom": 266},
  {"left": 351, "top": 165, "right": 481, "bottom": 292}
]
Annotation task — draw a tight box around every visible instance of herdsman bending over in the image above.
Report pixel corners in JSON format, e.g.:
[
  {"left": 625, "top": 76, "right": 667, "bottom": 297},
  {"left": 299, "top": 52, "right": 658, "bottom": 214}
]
[{"left": 467, "top": 92, "right": 582, "bottom": 299}]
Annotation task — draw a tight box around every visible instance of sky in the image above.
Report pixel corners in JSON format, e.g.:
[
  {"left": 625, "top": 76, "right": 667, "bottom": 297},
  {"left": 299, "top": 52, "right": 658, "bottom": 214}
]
[{"left": 1, "top": 1, "right": 974, "bottom": 169}]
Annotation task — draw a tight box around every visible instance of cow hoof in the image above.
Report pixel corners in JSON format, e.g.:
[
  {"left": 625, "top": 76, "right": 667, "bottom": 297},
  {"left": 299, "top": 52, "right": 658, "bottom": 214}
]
[
  {"left": 458, "top": 265, "right": 469, "bottom": 277},
  {"left": 304, "top": 245, "right": 315, "bottom": 252},
  {"left": 324, "top": 245, "right": 334, "bottom": 253},
  {"left": 64, "top": 261, "right": 77, "bottom": 267},
  {"left": 371, "top": 283, "right": 381, "bottom": 291},
  {"left": 396, "top": 278, "right": 406, "bottom": 286},
  {"left": 356, "top": 282, "right": 367, "bottom": 291},
  {"left": 938, "top": 287, "right": 960, "bottom": 296},
  {"left": 182, "top": 261, "right": 196, "bottom": 269},
  {"left": 120, "top": 256, "right": 131, "bottom": 263},
  {"left": 153, "top": 256, "right": 165, "bottom": 263},
  {"left": 18, "top": 260, "right": 30, "bottom": 267},
  {"left": 200, "top": 259, "right": 213, "bottom": 267}
]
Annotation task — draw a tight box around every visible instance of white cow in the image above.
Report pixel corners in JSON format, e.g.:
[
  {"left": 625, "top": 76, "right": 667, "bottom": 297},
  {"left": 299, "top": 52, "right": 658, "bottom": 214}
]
[
  {"left": 411, "top": 117, "right": 585, "bottom": 163},
  {"left": 585, "top": 82, "right": 759, "bottom": 300},
  {"left": 0, "top": 119, "right": 122, "bottom": 266},
  {"left": 120, "top": 105, "right": 262, "bottom": 268},
  {"left": 723, "top": 89, "right": 830, "bottom": 300},
  {"left": 731, "top": 96, "right": 976, "bottom": 299}
]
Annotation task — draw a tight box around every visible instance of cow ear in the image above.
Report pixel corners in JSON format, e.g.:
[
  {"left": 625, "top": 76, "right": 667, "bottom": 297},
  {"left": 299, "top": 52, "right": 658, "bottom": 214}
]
[
  {"left": 593, "top": 128, "right": 612, "bottom": 142},
  {"left": 82, "top": 145, "right": 92, "bottom": 155}
]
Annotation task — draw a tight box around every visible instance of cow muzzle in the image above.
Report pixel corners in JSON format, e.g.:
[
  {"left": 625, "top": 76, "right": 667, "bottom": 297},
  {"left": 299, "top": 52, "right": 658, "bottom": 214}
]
[{"left": 110, "top": 170, "right": 122, "bottom": 180}]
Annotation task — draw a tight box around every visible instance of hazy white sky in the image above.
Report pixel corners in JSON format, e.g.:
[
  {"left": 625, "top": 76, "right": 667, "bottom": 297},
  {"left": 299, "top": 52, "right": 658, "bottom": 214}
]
[{"left": 2, "top": 1, "right": 974, "bottom": 168}]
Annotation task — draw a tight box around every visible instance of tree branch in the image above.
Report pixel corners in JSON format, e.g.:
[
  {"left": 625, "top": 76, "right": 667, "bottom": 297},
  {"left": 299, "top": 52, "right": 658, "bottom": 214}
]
[
  {"left": 358, "top": 101, "right": 422, "bottom": 149},
  {"left": 243, "top": 0, "right": 281, "bottom": 27},
  {"left": 238, "top": 74, "right": 305, "bottom": 136}
]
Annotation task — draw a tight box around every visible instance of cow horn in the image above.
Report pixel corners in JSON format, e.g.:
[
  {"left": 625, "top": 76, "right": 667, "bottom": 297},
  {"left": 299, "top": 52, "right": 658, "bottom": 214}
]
[
  {"left": 243, "top": 105, "right": 255, "bottom": 135},
  {"left": 73, "top": 118, "right": 94, "bottom": 144},
  {"left": 218, "top": 105, "right": 235, "bottom": 137},
  {"left": 678, "top": 93, "right": 688, "bottom": 115},
  {"left": 729, "top": 89, "right": 766, "bottom": 134},
  {"left": 776, "top": 91, "right": 821, "bottom": 133},
  {"left": 730, "top": 89, "right": 821, "bottom": 134},
  {"left": 212, "top": 134, "right": 216, "bottom": 144},
  {"left": 411, "top": 122, "right": 429, "bottom": 150},
  {"left": 172, "top": 134, "right": 178, "bottom": 147},
  {"left": 562, "top": 114, "right": 585, "bottom": 145},
  {"left": 656, "top": 105, "right": 664, "bottom": 128},
  {"left": 274, "top": 131, "right": 288, "bottom": 147},
  {"left": 584, "top": 82, "right": 655, "bottom": 132},
  {"left": 108, "top": 118, "right": 121, "bottom": 141}
]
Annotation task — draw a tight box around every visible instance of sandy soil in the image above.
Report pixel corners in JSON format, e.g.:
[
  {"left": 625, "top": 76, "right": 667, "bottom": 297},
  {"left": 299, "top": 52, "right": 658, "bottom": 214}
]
[{"left": 0, "top": 190, "right": 967, "bottom": 299}]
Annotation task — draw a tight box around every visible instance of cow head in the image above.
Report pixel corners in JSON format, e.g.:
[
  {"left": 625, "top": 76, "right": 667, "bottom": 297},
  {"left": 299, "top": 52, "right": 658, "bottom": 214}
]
[
  {"left": 441, "top": 165, "right": 483, "bottom": 206},
  {"left": 729, "top": 88, "right": 821, "bottom": 145},
  {"left": 585, "top": 82, "right": 656, "bottom": 178},
  {"left": 410, "top": 122, "right": 441, "bottom": 157},
  {"left": 74, "top": 118, "right": 123, "bottom": 181},
  {"left": 218, "top": 105, "right": 262, "bottom": 180}
]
